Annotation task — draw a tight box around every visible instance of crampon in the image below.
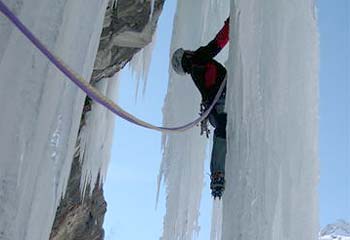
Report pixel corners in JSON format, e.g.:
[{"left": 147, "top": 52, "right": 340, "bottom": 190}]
[{"left": 210, "top": 172, "right": 225, "bottom": 199}]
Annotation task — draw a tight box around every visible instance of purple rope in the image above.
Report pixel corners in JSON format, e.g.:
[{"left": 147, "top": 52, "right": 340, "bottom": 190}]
[{"left": 0, "top": 0, "right": 226, "bottom": 132}]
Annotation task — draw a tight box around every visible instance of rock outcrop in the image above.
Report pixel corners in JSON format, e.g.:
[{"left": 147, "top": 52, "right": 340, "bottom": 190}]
[
  {"left": 50, "top": 155, "right": 106, "bottom": 240},
  {"left": 92, "top": 0, "right": 165, "bottom": 83}
]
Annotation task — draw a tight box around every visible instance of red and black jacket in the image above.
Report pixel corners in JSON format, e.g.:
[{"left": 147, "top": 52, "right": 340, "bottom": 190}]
[{"left": 183, "top": 17, "right": 229, "bottom": 103}]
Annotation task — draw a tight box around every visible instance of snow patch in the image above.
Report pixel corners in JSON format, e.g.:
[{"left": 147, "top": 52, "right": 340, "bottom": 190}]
[
  {"left": 150, "top": 0, "right": 155, "bottom": 20},
  {"left": 320, "top": 220, "right": 350, "bottom": 238}
]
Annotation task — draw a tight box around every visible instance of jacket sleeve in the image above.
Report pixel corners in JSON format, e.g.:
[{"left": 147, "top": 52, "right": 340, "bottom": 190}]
[{"left": 192, "top": 17, "right": 230, "bottom": 63}]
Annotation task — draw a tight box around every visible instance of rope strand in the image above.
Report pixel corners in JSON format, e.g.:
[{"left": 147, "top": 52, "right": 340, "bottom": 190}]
[{"left": 0, "top": 0, "right": 226, "bottom": 133}]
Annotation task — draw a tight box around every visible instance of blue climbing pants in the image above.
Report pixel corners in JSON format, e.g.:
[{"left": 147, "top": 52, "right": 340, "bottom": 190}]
[{"left": 208, "top": 94, "right": 227, "bottom": 175}]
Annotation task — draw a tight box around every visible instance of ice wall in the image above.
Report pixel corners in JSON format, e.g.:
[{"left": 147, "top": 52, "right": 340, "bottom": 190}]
[
  {"left": 223, "top": 0, "right": 319, "bottom": 239},
  {"left": 0, "top": 0, "right": 108, "bottom": 239},
  {"left": 159, "top": 1, "right": 229, "bottom": 239}
]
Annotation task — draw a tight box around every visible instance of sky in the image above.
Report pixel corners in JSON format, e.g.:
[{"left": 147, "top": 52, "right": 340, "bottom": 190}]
[
  {"left": 318, "top": 0, "right": 349, "bottom": 227},
  {"left": 103, "top": 1, "right": 175, "bottom": 239},
  {"left": 103, "top": 0, "right": 349, "bottom": 239}
]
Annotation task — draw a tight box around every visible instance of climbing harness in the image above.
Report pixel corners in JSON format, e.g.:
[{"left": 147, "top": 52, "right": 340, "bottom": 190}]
[{"left": 0, "top": 0, "right": 226, "bottom": 133}]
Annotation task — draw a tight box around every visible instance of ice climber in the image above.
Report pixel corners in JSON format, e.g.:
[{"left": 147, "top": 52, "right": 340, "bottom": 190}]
[{"left": 171, "top": 18, "right": 229, "bottom": 199}]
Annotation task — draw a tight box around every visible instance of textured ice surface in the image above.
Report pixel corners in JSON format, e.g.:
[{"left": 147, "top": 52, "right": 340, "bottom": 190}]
[
  {"left": 210, "top": 199, "right": 223, "bottom": 240},
  {"left": 222, "top": 0, "right": 319, "bottom": 239},
  {"left": 0, "top": 0, "right": 108, "bottom": 239}
]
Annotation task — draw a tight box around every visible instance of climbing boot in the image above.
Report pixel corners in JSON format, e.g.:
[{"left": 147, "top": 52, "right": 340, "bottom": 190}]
[{"left": 210, "top": 172, "right": 225, "bottom": 199}]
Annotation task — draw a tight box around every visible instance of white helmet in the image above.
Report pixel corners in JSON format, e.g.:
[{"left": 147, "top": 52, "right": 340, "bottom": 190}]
[{"left": 171, "top": 48, "right": 186, "bottom": 75}]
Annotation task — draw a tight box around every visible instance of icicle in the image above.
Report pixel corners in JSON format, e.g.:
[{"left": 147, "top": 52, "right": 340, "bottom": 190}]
[
  {"left": 79, "top": 74, "right": 119, "bottom": 195},
  {"left": 159, "top": 0, "right": 230, "bottom": 239},
  {"left": 129, "top": 30, "right": 157, "bottom": 100},
  {"left": 0, "top": 0, "right": 110, "bottom": 238}
]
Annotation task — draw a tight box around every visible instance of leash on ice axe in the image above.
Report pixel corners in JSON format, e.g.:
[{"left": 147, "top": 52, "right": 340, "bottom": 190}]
[{"left": 0, "top": 0, "right": 226, "bottom": 134}]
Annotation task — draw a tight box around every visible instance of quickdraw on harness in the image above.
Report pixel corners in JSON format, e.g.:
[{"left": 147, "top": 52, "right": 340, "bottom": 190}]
[{"left": 199, "top": 101, "right": 210, "bottom": 138}]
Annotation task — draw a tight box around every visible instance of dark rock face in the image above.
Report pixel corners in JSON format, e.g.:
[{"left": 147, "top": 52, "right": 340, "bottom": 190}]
[
  {"left": 50, "top": 0, "right": 165, "bottom": 239},
  {"left": 92, "top": 0, "right": 165, "bottom": 83},
  {"left": 50, "top": 156, "right": 106, "bottom": 240}
]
